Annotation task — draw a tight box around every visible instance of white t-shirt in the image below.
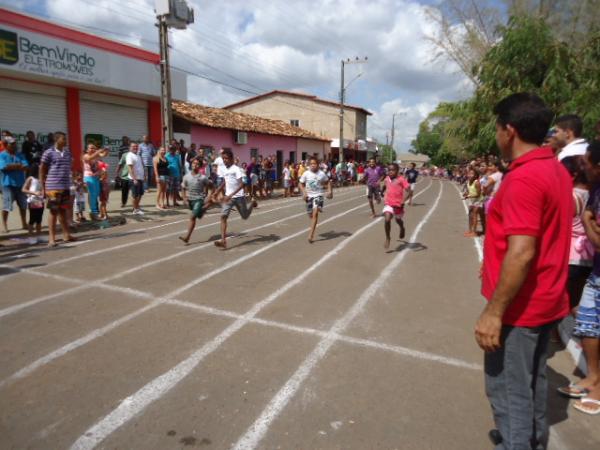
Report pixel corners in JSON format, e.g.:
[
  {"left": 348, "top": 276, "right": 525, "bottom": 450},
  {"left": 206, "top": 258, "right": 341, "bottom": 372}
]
[
  {"left": 300, "top": 169, "right": 329, "bottom": 198},
  {"left": 489, "top": 171, "right": 503, "bottom": 196},
  {"left": 557, "top": 139, "right": 588, "bottom": 161},
  {"left": 126, "top": 151, "right": 145, "bottom": 180},
  {"left": 222, "top": 164, "right": 245, "bottom": 198},
  {"left": 214, "top": 156, "right": 226, "bottom": 177},
  {"left": 283, "top": 167, "right": 291, "bottom": 180}
]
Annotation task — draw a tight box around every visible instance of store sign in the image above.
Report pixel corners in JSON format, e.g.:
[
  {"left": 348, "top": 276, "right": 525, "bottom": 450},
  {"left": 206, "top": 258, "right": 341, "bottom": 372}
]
[
  {"left": 0, "top": 24, "right": 190, "bottom": 98},
  {"left": 0, "top": 25, "right": 109, "bottom": 85}
]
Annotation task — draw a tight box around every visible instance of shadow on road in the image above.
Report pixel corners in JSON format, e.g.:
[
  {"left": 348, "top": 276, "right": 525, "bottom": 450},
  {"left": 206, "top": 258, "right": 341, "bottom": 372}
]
[
  {"left": 226, "top": 234, "right": 280, "bottom": 250},
  {"left": 315, "top": 231, "right": 353, "bottom": 242},
  {"left": 546, "top": 364, "right": 571, "bottom": 428},
  {"left": 387, "top": 241, "right": 428, "bottom": 254}
]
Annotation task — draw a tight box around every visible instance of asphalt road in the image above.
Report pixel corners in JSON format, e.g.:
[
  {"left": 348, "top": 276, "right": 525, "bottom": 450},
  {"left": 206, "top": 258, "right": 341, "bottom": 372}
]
[{"left": 0, "top": 179, "right": 598, "bottom": 450}]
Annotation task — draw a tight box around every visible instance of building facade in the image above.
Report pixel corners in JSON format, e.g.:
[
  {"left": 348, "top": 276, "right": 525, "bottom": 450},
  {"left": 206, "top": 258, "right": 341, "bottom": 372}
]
[
  {"left": 224, "top": 90, "right": 371, "bottom": 160},
  {"left": 173, "top": 101, "right": 330, "bottom": 174},
  {"left": 0, "top": 8, "right": 186, "bottom": 176}
]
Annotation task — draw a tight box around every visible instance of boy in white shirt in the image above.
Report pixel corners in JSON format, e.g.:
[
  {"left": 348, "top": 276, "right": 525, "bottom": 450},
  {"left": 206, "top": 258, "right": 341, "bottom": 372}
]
[
  {"left": 211, "top": 149, "right": 258, "bottom": 249},
  {"left": 299, "top": 156, "right": 333, "bottom": 243}
]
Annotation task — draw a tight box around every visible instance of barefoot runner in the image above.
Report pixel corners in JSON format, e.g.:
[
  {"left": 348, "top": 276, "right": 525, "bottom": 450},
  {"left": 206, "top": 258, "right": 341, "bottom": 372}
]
[
  {"left": 212, "top": 149, "right": 257, "bottom": 249},
  {"left": 404, "top": 162, "right": 419, "bottom": 206},
  {"left": 179, "top": 158, "right": 213, "bottom": 245},
  {"left": 363, "top": 158, "right": 385, "bottom": 218},
  {"left": 299, "top": 156, "right": 333, "bottom": 243},
  {"left": 382, "top": 163, "right": 410, "bottom": 250}
]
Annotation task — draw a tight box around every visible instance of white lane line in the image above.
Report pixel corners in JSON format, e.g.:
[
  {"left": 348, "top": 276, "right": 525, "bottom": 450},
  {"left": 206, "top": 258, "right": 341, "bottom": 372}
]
[
  {"left": 0, "top": 183, "right": 434, "bottom": 389},
  {"left": 68, "top": 182, "right": 436, "bottom": 450},
  {"left": 231, "top": 182, "right": 444, "bottom": 450},
  {"left": 452, "top": 182, "right": 483, "bottom": 261},
  {"left": 0, "top": 191, "right": 388, "bottom": 391},
  {"left": 171, "top": 299, "right": 482, "bottom": 371},
  {"left": 0, "top": 193, "right": 364, "bottom": 320},
  {"left": 0, "top": 188, "right": 360, "bottom": 275},
  {"left": 452, "top": 182, "right": 569, "bottom": 450}
]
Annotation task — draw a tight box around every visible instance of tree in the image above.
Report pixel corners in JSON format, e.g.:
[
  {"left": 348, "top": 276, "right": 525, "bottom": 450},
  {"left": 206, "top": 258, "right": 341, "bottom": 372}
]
[{"left": 419, "top": 14, "right": 600, "bottom": 161}]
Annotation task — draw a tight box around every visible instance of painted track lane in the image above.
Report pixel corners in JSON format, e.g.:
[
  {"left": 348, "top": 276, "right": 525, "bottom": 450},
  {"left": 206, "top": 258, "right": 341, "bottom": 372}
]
[
  {"left": 0, "top": 189, "right": 387, "bottom": 390},
  {"left": 68, "top": 182, "right": 439, "bottom": 450}
]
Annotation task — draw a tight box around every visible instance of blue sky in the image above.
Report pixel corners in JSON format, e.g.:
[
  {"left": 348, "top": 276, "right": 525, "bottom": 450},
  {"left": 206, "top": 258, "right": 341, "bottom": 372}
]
[{"left": 3, "top": 0, "right": 482, "bottom": 149}]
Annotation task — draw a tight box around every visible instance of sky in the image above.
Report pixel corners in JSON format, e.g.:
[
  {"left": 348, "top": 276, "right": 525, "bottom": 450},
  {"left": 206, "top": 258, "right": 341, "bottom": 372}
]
[{"left": 4, "top": 0, "right": 475, "bottom": 151}]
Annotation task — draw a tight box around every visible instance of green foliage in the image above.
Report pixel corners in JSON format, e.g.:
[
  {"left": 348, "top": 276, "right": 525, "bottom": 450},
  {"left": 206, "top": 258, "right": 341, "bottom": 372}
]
[
  {"left": 414, "top": 14, "right": 600, "bottom": 162},
  {"left": 378, "top": 144, "right": 397, "bottom": 164}
]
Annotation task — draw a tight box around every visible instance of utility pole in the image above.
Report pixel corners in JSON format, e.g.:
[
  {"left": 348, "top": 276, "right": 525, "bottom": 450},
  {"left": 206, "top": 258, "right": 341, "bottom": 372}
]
[
  {"left": 158, "top": 16, "right": 173, "bottom": 148},
  {"left": 155, "top": 0, "right": 194, "bottom": 147},
  {"left": 338, "top": 56, "right": 367, "bottom": 163},
  {"left": 390, "top": 111, "right": 406, "bottom": 152},
  {"left": 339, "top": 60, "right": 345, "bottom": 163}
]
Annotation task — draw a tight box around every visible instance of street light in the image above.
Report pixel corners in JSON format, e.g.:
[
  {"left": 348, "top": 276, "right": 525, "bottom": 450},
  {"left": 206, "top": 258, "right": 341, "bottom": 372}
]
[
  {"left": 390, "top": 111, "right": 407, "bottom": 151},
  {"left": 339, "top": 56, "right": 368, "bottom": 163}
]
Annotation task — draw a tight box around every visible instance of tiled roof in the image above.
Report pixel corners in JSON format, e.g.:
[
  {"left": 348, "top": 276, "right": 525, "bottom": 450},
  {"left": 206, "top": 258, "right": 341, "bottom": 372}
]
[
  {"left": 172, "top": 101, "right": 330, "bottom": 142},
  {"left": 224, "top": 90, "right": 373, "bottom": 116}
]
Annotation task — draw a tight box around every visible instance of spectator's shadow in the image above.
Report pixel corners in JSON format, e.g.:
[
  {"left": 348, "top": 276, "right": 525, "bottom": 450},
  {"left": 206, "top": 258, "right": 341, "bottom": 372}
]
[
  {"left": 546, "top": 364, "right": 571, "bottom": 428},
  {"left": 314, "top": 231, "right": 352, "bottom": 242},
  {"left": 0, "top": 263, "right": 47, "bottom": 278}
]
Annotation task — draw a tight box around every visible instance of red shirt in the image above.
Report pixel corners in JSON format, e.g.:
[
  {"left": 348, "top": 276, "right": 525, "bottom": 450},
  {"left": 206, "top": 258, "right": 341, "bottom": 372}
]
[
  {"left": 482, "top": 147, "right": 572, "bottom": 326},
  {"left": 384, "top": 175, "right": 409, "bottom": 206}
]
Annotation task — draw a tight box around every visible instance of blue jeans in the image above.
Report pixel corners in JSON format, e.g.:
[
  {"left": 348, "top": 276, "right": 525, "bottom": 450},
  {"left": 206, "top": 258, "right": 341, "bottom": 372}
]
[
  {"left": 485, "top": 322, "right": 555, "bottom": 450},
  {"left": 144, "top": 166, "right": 154, "bottom": 190},
  {"left": 84, "top": 176, "right": 100, "bottom": 215}
]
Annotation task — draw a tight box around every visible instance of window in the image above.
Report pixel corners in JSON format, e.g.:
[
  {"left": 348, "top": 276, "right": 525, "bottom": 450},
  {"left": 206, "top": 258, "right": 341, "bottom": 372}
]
[
  {"left": 290, "top": 119, "right": 300, "bottom": 127},
  {"left": 250, "top": 148, "right": 259, "bottom": 159},
  {"left": 289, "top": 151, "right": 296, "bottom": 163}
]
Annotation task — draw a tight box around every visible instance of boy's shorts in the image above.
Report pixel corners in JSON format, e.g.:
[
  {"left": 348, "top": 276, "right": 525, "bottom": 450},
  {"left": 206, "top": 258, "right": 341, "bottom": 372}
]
[
  {"left": 366, "top": 185, "right": 381, "bottom": 200},
  {"left": 306, "top": 196, "right": 324, "bottom": 216},
  {"left": 129, "top": 180, "right": 145, "bottom": 198},
  {"left": 383, "top": 204, "right": 405, "bottom": 219},
  {"left": 73, "top": 201, "right": 86, "bottom": 214},
  {"left": 573, "top": 273, "right": 600, "bottom": 339},
  {"left": 188, "top": 198, "right": 205, "bottom": 219},
  {"left": 46, "top": 190, "right": 71, "bottom": 211},
  {"left": 283, "top": 179, "right": 291, "bottom": 189},
  {"left": 2, "top": 186, "right": 27, "bottom": 211}
]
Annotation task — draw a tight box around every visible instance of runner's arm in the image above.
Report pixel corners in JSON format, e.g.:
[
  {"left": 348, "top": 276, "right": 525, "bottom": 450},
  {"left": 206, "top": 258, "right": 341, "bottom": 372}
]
[{"left": 39, "top": 163, "right": 48, "bottom": 196}]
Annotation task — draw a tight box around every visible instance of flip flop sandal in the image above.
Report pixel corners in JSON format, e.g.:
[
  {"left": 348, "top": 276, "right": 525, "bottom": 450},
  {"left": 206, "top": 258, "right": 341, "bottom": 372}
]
[
  {"left": 573, "top": 398, "right": 600, "bottom": 415},
  {"left": 557, "top": 382, "right": 590, "bottom": 398}
]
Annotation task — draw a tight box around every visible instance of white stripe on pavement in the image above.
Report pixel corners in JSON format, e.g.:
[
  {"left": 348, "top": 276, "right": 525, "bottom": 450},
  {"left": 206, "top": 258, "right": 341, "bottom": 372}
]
[
  {"left": 0, "top": 193, "right": 364, "bottom": 320},
  {"left": 68, "top": 182, "right": 436, "bottom": 450},
  {"left": 231, "top": 182, "right": 444, "bottom": 450}
]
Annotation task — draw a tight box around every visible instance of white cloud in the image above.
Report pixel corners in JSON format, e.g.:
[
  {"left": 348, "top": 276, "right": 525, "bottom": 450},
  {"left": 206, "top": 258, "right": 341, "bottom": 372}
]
[{"left": 23, "top": 0, "right": 475, "bottom": 149}]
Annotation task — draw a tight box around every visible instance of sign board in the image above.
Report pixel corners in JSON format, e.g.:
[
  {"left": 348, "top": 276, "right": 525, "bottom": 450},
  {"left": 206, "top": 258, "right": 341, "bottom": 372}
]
[{"left": 0, "top": 24, "right": 186, "bottom": 99}]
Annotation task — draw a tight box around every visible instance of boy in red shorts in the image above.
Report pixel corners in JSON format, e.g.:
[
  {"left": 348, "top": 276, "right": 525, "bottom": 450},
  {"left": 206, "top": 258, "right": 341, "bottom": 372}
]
[{"left": 382, "top": 163, "right": 410, "bottom": 250}]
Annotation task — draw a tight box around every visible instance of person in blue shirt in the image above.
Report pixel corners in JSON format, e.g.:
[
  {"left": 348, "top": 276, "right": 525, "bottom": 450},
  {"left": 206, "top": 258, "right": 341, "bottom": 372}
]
[
  {"left": 166, "top": 146, "right": 182, "bottom": 207},
  {"left": 0, "top": 136, "right": 29, "bottom": 232}
]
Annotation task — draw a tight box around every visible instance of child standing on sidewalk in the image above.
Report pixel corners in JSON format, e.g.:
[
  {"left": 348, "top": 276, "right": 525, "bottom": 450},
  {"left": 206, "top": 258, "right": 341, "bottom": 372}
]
[{"left": 21, "top": 165, "right": 44, "bottom": 239}]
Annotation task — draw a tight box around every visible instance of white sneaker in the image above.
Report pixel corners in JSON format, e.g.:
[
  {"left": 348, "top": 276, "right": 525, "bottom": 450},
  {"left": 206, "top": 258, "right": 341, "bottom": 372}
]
[{"left": 136, "top": 209, "right": 145, "bottom": 216}]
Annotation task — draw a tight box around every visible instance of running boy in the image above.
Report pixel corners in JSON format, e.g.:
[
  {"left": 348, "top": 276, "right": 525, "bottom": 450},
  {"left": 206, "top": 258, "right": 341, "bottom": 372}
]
[
  {"left": 179, "top": 158, "right": 213, "bottom": 245},
  {"left": 382, "top": 163, "right": 410, "bottom": 250},
  {"left": 212, "top": 149, "right": 257, "bottom": 249},
  {"left": 404, "top": 162, "right": 419, "bottom": 206},
  {"left": 299, "top": 156, "right": 333, "bottom": 243},
  {"left": 363, "top": 158, "right": 385, "bottom": 217}
]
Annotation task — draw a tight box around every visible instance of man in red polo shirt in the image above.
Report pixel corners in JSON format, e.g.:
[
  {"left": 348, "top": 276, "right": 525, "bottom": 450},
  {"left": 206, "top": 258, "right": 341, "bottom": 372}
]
[{"left": 475, "top": 93, "right": 572, "bottom": 449}]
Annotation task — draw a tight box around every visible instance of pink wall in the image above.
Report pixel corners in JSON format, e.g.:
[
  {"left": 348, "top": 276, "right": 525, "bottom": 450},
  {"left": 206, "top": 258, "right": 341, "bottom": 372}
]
[{"left": 190, "top": 125, "right": 299, "bottom": 164}]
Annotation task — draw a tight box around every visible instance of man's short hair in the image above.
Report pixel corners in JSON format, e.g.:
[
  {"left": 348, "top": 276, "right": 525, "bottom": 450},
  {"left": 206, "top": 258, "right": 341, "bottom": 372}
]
[
  {"left": 493, "top": 93, "right": 553, "bottom": 145},
  {"left": 222, "top": 148, "right": 233, "bottom": 159},
  {"left": 555, "top": 114, "right": 583, "bottom": 137},
  {"left": 54, "top": 131, "right": 66, "bottom": 140},
  {"left": 308, "top": 156, "right": 319, "bottom": 163},
  {"left": 588, "top": 140, "right": 600, "bottom": 166}
]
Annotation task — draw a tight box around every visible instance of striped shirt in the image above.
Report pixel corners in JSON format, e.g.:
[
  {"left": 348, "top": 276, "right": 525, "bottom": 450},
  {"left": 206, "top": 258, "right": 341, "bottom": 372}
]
[{"left": 41, "top": 147, "right": 72, "bottom": 190}]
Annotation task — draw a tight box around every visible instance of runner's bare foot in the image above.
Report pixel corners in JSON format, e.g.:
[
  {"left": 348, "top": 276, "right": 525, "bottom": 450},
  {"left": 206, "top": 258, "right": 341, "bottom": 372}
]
[
  {"left": 178, "top": 236, "right": 189, "bottom": 245},
  {"left": 400, "top": 226, "right": 406, "bottom": 239},
  {"left": 214, "top": 239, "right": 227, "bottom": 249},
  {"left": 384, "top": 237, "right": 390, "bottom": 249},
  {"left": 64, "top": 236, "right": 77, "bottom": 243},
  {"left": 48, "top": 241, "right": 58, "bottom": 248}
]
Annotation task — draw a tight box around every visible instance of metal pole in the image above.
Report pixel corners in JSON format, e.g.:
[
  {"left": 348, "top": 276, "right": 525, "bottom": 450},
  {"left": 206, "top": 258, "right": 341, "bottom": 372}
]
[
  {"left": 339, "top": 59, "right": 345, "bottom": 163},
  {"left": 390, "top": 113, "right": 396, "bottom": 150},
  {"left": 158, "top": 16, "right": 173, "bottom": 147}
]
